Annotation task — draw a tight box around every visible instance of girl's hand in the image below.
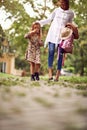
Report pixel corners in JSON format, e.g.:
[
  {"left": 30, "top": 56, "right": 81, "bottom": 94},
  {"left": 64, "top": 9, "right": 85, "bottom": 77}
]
[
  {"left": 30, "top": 29, "right": 39, "bottom": 36},
  {"left": 24, "top": 33, "right": 29, "bottom": 38},
  {"left": 24, "top": 32, "right": 30, "bottom": 39}
]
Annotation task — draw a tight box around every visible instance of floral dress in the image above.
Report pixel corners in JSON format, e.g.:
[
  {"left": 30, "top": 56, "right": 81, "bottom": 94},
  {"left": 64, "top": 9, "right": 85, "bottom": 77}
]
[{"left": 25, "top": 34, "right": 41, "bottom": 64}]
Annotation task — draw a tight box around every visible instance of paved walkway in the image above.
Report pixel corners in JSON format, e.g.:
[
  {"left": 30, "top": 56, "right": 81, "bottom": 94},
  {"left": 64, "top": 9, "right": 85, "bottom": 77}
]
[{"left": 0, "top": 79, "right": 87, "bottom": 130}]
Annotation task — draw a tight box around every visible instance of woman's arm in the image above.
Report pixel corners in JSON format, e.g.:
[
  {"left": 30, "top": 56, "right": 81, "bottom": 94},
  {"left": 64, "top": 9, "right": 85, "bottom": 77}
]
[
  {"left": 68, "top": 10, "right": 74, "bottom": 23},
  {"left": 37, "top": 8, "right": 56, "bottom": 27}
]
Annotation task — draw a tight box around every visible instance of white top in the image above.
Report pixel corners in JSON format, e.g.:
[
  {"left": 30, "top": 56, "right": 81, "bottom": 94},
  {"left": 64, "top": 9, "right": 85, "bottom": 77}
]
[{"left": 38, "top": 7, "right": 74, "bottom": 47}]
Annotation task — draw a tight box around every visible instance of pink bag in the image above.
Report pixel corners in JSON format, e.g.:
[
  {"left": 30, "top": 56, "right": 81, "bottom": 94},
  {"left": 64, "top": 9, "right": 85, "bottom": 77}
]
[{"left": 60, "top": 35, "right": 74, "bottom": 53}]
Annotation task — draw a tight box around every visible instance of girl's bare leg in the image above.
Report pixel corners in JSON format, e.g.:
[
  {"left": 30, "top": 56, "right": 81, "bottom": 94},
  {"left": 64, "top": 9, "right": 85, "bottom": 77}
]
[
  {"left": 30, "top": 62, "right": 35, "bottom": 81},
  {"left": 35, "top": 64, "right": 40, "bottom": 80},
  {"left": 35, "top": 63, "right": 40, "bottom": 73},
  {"left": 30, "top": 62, "right": 35, "bottom": 74}
]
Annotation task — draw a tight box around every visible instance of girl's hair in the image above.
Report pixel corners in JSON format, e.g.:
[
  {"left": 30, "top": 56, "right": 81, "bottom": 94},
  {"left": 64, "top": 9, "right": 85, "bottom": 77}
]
[{"left": 31, "top": 22, "right": 42, "bottom": 39}]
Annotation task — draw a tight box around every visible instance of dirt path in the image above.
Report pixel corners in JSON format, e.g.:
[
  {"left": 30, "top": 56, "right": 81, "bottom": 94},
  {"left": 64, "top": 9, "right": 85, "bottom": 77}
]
[{"left": 0, "top": 78, "right": 87, "bottom": 130}]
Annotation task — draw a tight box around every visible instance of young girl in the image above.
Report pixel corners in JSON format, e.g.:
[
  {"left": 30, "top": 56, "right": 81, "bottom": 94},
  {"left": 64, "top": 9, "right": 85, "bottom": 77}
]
[
  {"left": 24, "top": 22, "right": 43, "bottom": 81},
  {"left": 54, "top": 23, "right": 79, "bottom": 81}
]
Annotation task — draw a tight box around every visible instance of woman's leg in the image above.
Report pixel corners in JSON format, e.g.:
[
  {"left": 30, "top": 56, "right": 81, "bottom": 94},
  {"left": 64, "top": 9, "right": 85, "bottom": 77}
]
[
  {"left": 48, "top": 42, "right": 55, "bottom": 79},
  {"left": 55, "top": 70, "right": 61, "bottom": 81},
  {"left": 55, "top": 48, "right": 64, "bottom": 81}
]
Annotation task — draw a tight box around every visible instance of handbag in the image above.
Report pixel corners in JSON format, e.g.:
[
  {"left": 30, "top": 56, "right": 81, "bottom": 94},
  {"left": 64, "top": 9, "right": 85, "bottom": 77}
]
[{"left": 60, "top": 35, "right": 74, "bottom": 53}]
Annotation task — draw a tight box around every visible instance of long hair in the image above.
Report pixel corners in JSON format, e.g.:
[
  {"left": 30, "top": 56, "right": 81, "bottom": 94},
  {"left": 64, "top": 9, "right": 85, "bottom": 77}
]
[{"left": 31, "top": 22, "right": 42, "bottom": 39}]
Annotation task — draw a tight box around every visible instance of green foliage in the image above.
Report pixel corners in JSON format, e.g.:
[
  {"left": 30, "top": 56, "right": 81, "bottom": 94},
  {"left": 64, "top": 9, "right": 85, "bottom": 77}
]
[
  {"left": 0, "top": 26, "right": 6, "bottom": 57},
  {"left": 52, "top": 0, "right": 58, "bottom": 6},
  {"left": 0, "top": 26, "right": 6, "bottom": 39},
  {"left": 73, "top": 25, "right": 87, "bottom": 75}
]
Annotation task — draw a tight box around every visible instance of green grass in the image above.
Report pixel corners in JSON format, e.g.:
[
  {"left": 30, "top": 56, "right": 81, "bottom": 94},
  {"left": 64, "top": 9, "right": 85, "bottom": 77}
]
[
  {"left": 65, "top": 124, "right": 87, "bottom": 130},
  {"left": 0, "top": 73, "right": 26, "bottom": 86},
  {"left": 60, "top": 76, "right": 87, "bottom": 84},
  {"left": 11, "top": 106, "right": 22, "bottom": 114},
  {"left": 30, "top": 81, "right": 41, "bottom": 87},
  {"left": 0, "top": 72, "right": 15, "bottom": 78},
  {"left": 77, "top": 90, "right": 87, "bottom": 97},
  {"left": 15, "top": 91, "right": 26, "bottom": 97},
  {"left": 0, "top": 73, "right": 87, "bottom": 88},
  {"left": 76, "top": 106, "right": 87, "bottom": 116},
  {"left": 76, "top": 85, "right": 87, "bottom": 90},
  {"left": 53, "top": 92, "right": 59, "bottom": 97},
  {"left": 34, "top": 97, "right": 54, "bottom": 108}
]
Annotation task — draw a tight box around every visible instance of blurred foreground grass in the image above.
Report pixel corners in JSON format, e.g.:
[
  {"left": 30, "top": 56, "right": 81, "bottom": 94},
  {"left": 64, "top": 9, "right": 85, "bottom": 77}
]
[
  {"left": 0, "top": 73, "right": 87, "bottom": 130},
  {"left": 0, "top": 72, "right": 87, "bottom": 86},
  {"left": 0, "top": 72, "right": 25, "bottom": 86}
]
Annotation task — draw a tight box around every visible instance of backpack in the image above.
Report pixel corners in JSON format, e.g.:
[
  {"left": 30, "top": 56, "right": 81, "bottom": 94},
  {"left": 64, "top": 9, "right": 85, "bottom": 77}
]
[{"left": 60, "top": 34, "right": 74, "bottom": 53}]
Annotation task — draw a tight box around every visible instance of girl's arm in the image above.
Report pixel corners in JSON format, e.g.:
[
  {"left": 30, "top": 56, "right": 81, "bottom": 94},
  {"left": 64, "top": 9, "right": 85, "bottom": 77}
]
[
  {"left": 24, "top": 29, "right": 38, "bottom": 39},
  {"left": 24, "top": 32, "right": 30, "bottom": 39}
]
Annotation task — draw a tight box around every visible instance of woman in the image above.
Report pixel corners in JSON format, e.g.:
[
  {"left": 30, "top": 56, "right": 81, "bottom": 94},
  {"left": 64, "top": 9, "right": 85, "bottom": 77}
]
[{"left": 37, "top": 0, "right": 74, "bottom": 80}]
